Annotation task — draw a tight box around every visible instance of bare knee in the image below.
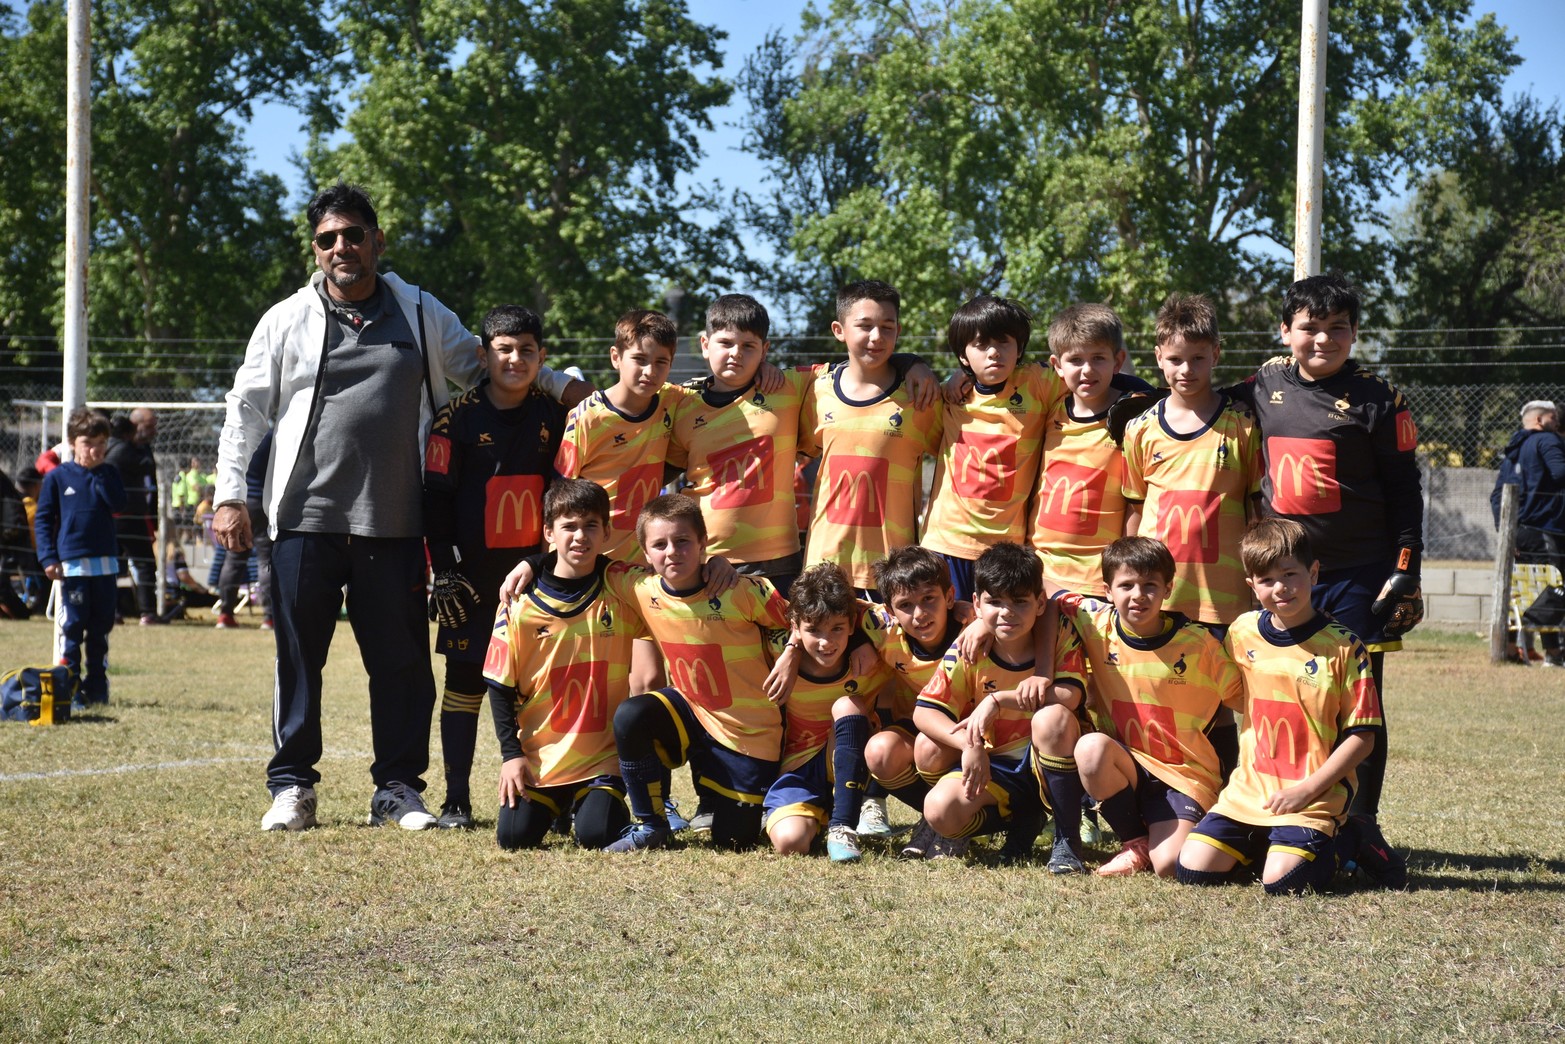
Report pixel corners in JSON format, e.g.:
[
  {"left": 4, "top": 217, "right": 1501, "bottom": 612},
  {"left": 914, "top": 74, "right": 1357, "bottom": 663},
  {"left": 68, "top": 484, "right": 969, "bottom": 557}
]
[
  {"left": 1073, "top": 732, "right": 1116, "bottom": 775},
  {"left": 768, "top": 816, "right": 818, "bottom": 856},
  {"left": 866, "top": 731, "right": 910, "bottom": 777},
  {"left": 1031, "top": 704, "right": 1080, "bottom": 756}
]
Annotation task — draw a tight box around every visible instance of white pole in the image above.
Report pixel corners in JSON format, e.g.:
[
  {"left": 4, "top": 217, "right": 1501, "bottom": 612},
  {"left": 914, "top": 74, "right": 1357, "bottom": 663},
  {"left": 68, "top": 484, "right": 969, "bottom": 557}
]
[
  {"left": 1294, "top": 0, "right": 1327, "bottom": 279},
  {"left": 62, "top": 0, "right": 91, "bottom": 435}
]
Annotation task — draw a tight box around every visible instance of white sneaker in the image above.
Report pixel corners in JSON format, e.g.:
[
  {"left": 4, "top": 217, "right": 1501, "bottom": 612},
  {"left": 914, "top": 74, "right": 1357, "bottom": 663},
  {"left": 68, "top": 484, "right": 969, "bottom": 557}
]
[
  {"left": 261, "top": 785, "right": 318, "bottom": 832},
  {"left": 368, "top": 781, "right": 437, "bottom": 830},
  {"left": 926, "top": 834, "right": 970, "bottom": 861},
  {"left": 855, "top": 796, "right": 893, "bottom": 837}
]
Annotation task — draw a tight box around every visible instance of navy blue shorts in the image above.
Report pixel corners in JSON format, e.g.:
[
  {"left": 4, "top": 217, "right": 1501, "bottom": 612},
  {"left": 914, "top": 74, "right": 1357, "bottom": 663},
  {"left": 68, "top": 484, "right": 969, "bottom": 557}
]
[
  {"left": 938, "top": 553, "right": 977, "bottom": 603},
  {"left": 762, "top": 747, "right": 831, "bottom": 831},
  {"left": 523, "top": 775, "right": 626, "bottom": 818},
  {"left": 1186, "top": 811, "right": 1333, "bottom": 868},
  {"left": 1134, "top": 760, "right": 1206, "bottom": 825},
  {"left": 1315, "top": 562, "right": 1396, "bottom": 649},
  {"left": 652, "top": 687, "right": 778, "bottom": 805},
  {"left": 942, "top": 747, "right": 1044, "bottom": 822}
]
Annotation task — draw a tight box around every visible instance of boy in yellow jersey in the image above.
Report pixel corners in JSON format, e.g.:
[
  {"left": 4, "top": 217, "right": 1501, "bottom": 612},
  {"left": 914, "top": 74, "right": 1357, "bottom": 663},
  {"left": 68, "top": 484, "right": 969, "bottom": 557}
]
[
  {"left": 1029, "top": 304, "right": 1152, "bottom": 596},
  {"left": 799, "top": 280, "right": 942, "bottom": 598},
  {"left": 923, "top": 296, "right": 1068, "bottom": 600},
  {"left": 762, "top": 564, "right": 893, "bottom": 862},
  {"left": 483, "top": 480, "right": 646, "bottom": 849},
  {"left": 1052, "top": 537, "right": 1243, "bottom": 877},
  {"left": 919, "top": 543, "right": 1087, "bottom": 864},
  {"left": 602, "top": 494, "right": 793, "bottom": 851},
  {"left": 1120, "top": 292, "right": 1260, "bottom": 777},
  {"left": 1177, "top": 519, "right": 1381, "bottom": 895}
]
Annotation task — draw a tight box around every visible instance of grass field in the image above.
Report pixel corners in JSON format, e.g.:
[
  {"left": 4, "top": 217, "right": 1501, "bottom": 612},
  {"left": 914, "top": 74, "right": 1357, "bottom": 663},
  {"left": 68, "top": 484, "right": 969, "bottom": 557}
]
[{"left": 1, "top": 615, "right": 1562, "bottom": 1042}]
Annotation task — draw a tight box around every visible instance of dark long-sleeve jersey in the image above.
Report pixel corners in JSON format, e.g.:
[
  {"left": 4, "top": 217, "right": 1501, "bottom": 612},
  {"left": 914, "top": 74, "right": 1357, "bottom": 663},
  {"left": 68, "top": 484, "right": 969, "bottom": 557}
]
[{"left": 1233, "top": 358, "right": 1423, "bottom": 571}]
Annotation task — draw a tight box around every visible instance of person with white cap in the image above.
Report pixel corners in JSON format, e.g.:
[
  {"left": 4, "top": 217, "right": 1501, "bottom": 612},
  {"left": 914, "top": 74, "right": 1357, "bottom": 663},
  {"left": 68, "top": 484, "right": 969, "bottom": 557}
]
[{"left": 1493, "top": 399, "right": 1565, "bottom": 666}]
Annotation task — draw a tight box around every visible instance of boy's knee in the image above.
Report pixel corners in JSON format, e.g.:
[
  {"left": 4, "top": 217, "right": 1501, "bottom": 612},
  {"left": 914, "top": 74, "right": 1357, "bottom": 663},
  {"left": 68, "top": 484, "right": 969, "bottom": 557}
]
[
  {"left": 922, "top": 783, "right": 965, "bottom": 836},
  {"left": 864, "top": 731, "right": 905, "bottom": 776},
  {"left": 767, "top": 817, "right": 817, "bottom": 856},
  {"left": 1073, "top": 732, "right": 1114, "bottom": 773},
  {"left": 1262, "top": 855, "right": 1335, "bottom": 896},
  {"left": 496, "top": 803, "right": 546, "bottom": 851},
  {"left": 612, "top": 692, "right": 661, "bottom": 745},
  {"left": 830, "top": 696, "right": 867, "bottom": 720},
  {"left": 1031, "top": 704, "right": 1079, "bottom": 754},
  {"left": 573, "top": 791, "right": 630, "bottom": 850}
]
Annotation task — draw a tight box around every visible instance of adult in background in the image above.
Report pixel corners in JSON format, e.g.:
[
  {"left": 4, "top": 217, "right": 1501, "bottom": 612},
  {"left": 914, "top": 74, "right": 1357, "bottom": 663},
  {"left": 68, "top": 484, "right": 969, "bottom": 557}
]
[
  {"left": 105, "top": 407, "right": 161, "bottom": 625},
  {"left": 1493, "top": 400, "right": 1565, "bottom": 666},
  {"left": 214, "top": 183, "right": 580, "bottom": 833}
]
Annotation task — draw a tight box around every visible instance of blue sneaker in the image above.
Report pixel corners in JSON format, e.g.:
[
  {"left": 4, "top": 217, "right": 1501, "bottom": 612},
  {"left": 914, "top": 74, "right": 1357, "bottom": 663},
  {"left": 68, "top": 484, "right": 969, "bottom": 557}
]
[
  {"left": 664, "top": 798, "right": 690, "bottom": 833},
  {"left": 605, "top": 820, "right": 671, "bottom": 853},
  {"left": 826, "top": 824, "right": 862, "bottom": 863}
]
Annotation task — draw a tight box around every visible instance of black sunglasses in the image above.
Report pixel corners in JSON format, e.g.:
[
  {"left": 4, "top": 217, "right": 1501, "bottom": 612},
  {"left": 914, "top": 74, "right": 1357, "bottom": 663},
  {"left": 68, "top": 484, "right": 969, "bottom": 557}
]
[{"left": 312, "top": 224, "right": 372, "bottom": 250}]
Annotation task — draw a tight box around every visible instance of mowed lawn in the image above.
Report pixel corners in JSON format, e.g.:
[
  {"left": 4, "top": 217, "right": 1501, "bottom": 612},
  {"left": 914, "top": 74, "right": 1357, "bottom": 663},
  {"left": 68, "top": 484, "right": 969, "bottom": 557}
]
[{"left": 0, "top": 615, "right": 1561, "bottom": 1042}]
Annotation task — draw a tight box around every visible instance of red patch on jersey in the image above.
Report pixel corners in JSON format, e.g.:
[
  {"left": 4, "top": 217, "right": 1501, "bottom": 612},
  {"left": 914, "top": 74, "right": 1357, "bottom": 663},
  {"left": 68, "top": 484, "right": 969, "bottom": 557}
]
[
  {"left": 1109, "top": 699, "right": 1183, "bottom": 765},
  {"left": 1157, "top": 489, "right": 1222, "bottom": 564},
  {"left": 1351, "top": 676, "right": 1382, "bottom": 721},
  {"left": 1395, "top": 409, "right": 1418, "bottom": 453},
  {"left": 483, "top": 632, "right": 511, "bottom": 682},
  {"left": 1268, "top": 436, "right": 1340, "bottom": 514},
  {"left": 554, "top": 438, "right": 578, "bottom": 478},
  {"left": 425, "top": 434, "right": 452, "bottom": 476},
  {"left": 614, "top": 462, "right": 665, "bottom": 533},
  {"left": 484, "top": 474, "right": 545, "bottom": 548},
  {"left": 992, "top": 716, "right": 1031, "bottom": 752},
  {"left": 950, "top": 430, "right": 1017, "bottom": 500},
  {"left": 1252, "top": 697, "right": 1309, "bottom": 780},
  {"left": 1034, "top": 459, "right": 1106, "bottom": 535},
  {"left": 783, "top": 716, "right": 832, "bottom": 762},
  {"left": 546, "top": 660, "right": 610, "bottom": 734},
  {"left": 662, "top": 642, "right": 732, "bottom": 710},
  {"left": 822, "top": 454, "right": 889, "bottom": 527},
  {"left": 707, "top": 435, "right": 775, "bottom": 509}
]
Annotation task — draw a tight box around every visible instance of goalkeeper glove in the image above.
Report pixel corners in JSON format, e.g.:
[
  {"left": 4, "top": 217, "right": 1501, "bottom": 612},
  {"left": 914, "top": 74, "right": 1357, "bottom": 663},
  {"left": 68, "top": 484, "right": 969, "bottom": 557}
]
[
  {"left": 1107, "top": 389, "right": 1170, "bottom": 447},
  {"left": 1370, "top": 548, "right": 1423, "bottom": 639},
  {"left": 429, "top": 569, "right": 480, "bottom": 629}
]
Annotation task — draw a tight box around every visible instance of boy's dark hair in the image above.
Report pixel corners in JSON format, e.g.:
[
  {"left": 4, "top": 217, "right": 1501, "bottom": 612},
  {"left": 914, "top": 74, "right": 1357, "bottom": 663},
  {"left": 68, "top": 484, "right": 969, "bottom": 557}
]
[
  {"left": 1100, "top": 536, "right": 1176, "bottom": 586},
  {"left": 634, "top": 311, "right": 678, "bottom": 352},
  {"left": 836, "top": 280, "right": 901, "bottom": 323},
  {"left": 18, "top": 466, "right": 42, "bottom": 488},
  {"left": 637, "top": 493, "right": 707, "bottom": 547},
  {"left": 974, "top": 542, "right": 1043, "bottom": 600},
  {"left": 1154, "top": 293, "right": 1219, "bottom": 349},
  {"left": 1240, "top": 518, "right": 1316, "bottom": 577},
  {"left": 947, "top": 295, "right": 1032, "bottom": 367},
  {"left": 1282, "top": 273, "right": 1361, "bottom": 329},
  {"left": 110, "top": 414, "right": 135, "bottom": 441},
  {"left": 873, "top": 545, "right": 953, "bottom": 602},
  {"left": 1047, "top": 303, "right": 1125, "bottom": 356},
  {"left": 786, "top": 563, "right": 856, "bottom": 627},
  {"left": 481, "top": 305, "right": 545, "bottom": 349},
  {"left": 306, "top": 182, "right": 378, "bottom": 231},
  {"left": 543, "top": 478, "right": 610, "bottom": 528},
  {"left": 614, "top": 309, "right": 652, "bottom": 352},
  {"left": 67, "top": 407, "right": 110, "bottom": 442},
  {"left": 705, "top": 294, "right": 769, "bottom": 341}
]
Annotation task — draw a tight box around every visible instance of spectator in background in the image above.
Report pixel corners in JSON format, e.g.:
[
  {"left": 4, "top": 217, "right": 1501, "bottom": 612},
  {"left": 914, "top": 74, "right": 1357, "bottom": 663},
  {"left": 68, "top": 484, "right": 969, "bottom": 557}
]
[
  {"left": 215, "top": 432, "right": 274, "bottom": 631},
  {"left": 105, "top": 407, "right": 162, "bottom": 625},
  {"left": 1494, "top": 400, "right": 1565, "bottom": 667},
  {"left": 16, "top": 467, "right": 46, "bottom": 612}
]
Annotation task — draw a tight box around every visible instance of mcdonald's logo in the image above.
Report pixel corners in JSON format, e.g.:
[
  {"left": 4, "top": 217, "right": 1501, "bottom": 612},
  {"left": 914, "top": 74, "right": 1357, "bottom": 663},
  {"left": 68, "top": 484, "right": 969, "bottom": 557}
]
[
  {"left": 1395, "top": 408, "right": 1418, "bottom": 452},
  {"left": 547, "top": 660, "right": 610, "bottom": 734},
  {"left": 783, "top": 717, "right": 832, "bottom": 762},
  {"left": 1034, "top": 459, "right": 1105, "bottom": 536},
  {"left": 425, "top": 434, "right": 451, "bottom": 476},
  {"left": 554, "top": 439, "right": 578, "bottom": 477},
  {"left": 823, "top": 454, "right": 889, "bottom": 526},
  {"left": 993, "top": 716, "right": 1029, "bottom": 752},
  {"left": 951, "top": 431, "right": 1017, "bottom": 499},
  {"left": 614, "top": 463, "right": 664, "bottom": 532},
  {"left": 708, "top": 435, "right": 774, "bottom": 509},
  {"left": 1110, "top": 700, "right": 1183, "bottom": 764},
  {"left": 1157, "top": 489, "right": 1221, "bottom": 564},
  {"left": 663, "top": 641, "right": 732, "bottom": 710},
  {"left": 1268, "top": 436, "right": 1339, "bottom": 514},
  {"left": 1352, "top": 676, "right": 1382, "bottom": 719},
  {"left": 485, "top": 475, "right": 545, "bottom": 548},
  {"left": 1252, "top": 697, "right": 1308, "bottom": 780},
  {"left": 483, "top": 633, "right": 512, "bottom": 683}
]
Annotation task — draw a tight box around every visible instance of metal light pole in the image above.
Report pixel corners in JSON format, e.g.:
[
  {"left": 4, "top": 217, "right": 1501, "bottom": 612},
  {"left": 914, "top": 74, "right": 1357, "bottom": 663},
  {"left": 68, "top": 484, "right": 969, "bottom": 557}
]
[
  {"left": 1294, "top": 0, "right": 1327, "bottom": 279},
  {"left": 63, "top": 0, "right": 91, "bottom": 432}
]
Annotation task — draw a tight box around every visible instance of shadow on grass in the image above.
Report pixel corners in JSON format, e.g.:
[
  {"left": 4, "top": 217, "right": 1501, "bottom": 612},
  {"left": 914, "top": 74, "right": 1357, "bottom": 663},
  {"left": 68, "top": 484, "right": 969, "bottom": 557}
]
[
  {"left": 1407, "top": 849, "right": 1565, "bottom": 893},
  {"left": 65, "top": 712, "right": 119, "bottom": 724}
]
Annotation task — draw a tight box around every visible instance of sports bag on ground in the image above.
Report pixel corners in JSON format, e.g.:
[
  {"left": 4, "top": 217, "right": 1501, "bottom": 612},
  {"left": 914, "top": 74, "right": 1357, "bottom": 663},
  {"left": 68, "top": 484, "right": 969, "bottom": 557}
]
[{"left": 0, "top": 665, "right": 76, "bottom": 724}]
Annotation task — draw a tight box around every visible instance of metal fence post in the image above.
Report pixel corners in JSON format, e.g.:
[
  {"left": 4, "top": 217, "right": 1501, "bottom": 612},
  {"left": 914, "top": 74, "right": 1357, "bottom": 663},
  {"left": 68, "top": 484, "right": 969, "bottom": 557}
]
[{"left": 1489, "top": 483, "right": 1519, "bottom": 662}]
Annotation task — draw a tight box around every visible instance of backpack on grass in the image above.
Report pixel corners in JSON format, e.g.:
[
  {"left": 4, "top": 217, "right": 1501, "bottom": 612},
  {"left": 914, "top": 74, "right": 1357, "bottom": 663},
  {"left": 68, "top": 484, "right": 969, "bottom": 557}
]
[{"left": 0, "top": 665, "right": 76, "bottom": 725}]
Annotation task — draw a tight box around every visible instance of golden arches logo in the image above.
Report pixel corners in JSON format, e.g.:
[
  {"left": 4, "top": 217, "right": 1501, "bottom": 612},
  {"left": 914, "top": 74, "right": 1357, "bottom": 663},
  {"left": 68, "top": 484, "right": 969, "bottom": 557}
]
[
  {"left": 1039, "top": 471, "right": 1095, "bottom": 528},
  {"left": 1116, "top": 713, "right": 1182, "bottom": 764},
  {"left": 548, "top": 663, "right": 608, "bottom": 734},
  {"left": 708, "top": 436, "right": 773, "bottom": 508},
  {"left": 1274, "top": 453, "right": 1331, "bottom": 500},
  {"left": 489, "top": 481, "right": 543, "bottom": 547},
  {"left": 824, "top": 459, "right": 886, "bottom": 526},
  {"left": 615, "top": 465, "right": 664, "bottom": 529},
  {"left": 1161, "top": 501, "right": 1213, "bottom": 554},
  {"left": 666, "top": 647, "right": 730, "bottom": 709},
  {"left": 1252, "top": 699, "right": 1308, "bottom": 779},
  {"left": 424, "top": 435, "right": 451, "bottom": 476}
]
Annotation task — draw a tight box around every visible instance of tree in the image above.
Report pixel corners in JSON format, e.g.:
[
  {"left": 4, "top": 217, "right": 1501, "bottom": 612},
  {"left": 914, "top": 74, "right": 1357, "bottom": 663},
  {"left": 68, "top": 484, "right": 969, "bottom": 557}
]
[
  {"left": 310, "top": 0, "right": 736, "bottom": 349},
  {"left": 739, "top": 0, "right": 1519, "bottom": 341}
]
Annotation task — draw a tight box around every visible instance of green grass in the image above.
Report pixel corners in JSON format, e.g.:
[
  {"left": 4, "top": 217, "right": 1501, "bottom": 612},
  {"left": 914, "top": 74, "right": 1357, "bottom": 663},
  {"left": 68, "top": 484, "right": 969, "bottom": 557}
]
[{"left": 1, "top": 617, "right": 1562, "bottom": 1041}]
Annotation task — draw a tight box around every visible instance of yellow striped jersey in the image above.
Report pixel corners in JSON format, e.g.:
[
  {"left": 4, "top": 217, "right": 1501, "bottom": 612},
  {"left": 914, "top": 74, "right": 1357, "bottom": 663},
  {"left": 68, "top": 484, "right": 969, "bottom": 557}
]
[
  {"left": 1028, "top": 396, "right": 1130, "bottom": 596},
  {"left": 1055, "top": 591, "right": 1242, "bottom": 811},
  {"left": 798, "top": 363, "right": 942, "bottom": 589},
  {"left": 603, "top": 565, "right": 791, "bottom": 761},
  {"left": 1120, "top": 394, "right": 1262, "bottom": 624},
  {"left": 777, "top": 648, "right": 894, "bottom": 774},
  {"left": 1213, "top": 610, "right": 1383, "bottom": 833},
  {"left": 554, "top": 385, "right": 688, "bottom": 562},
  {"left": 923, "top": 361, "right": 1066, "bottom": 561},
  {"left": 481, "top": 566, "right": 648, "bottom": 788},
  {"left": 666, "top": 369, "right": 810, "bottom": 564}
]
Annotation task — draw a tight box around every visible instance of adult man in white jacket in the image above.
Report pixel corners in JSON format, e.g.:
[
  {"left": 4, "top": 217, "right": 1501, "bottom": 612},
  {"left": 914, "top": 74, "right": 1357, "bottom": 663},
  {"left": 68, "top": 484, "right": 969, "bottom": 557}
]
[{"left": 213, "top": 183, "right": 578, "bottom": 832}]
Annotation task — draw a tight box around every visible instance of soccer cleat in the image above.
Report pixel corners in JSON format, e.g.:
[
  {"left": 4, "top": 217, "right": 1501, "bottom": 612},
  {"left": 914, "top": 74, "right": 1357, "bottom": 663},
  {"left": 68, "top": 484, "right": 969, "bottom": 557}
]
[
  {"left": 214, "top": 612, "right": 239, "bottom": 629},
  {"left": 1047, "top": 835, "right": 1087, "bottom": 875},
  {"left": 899, "top": 817, "right": 938, "bottom": 859},
  {"left": 926, "top": 834, "right": 970, "bottom": 861},
  {"left": 1096, "top": 836, "right": 1152, "bottom": 876},
  {"left": 826, "top": 824, "right": 862, "bottom": 863},
  {"left": 855, "top": 796, "right": 894, "bottom": 837},
  {"left": 139, "top": 614, "right": 167, "bottom": 626},
  {"left": 604, "top": 820, "right": 671, "bottom": 853},
  {"left": 1344, "top": 816, "right": 1408, "bottom": 890},
  {"left": 664, "top": 798, "right": 690, "bottom": 833},
  {"left": 436, "top": 798, "right": 474, "bottom": 830},
  {"left": 367, "top": 781, "right": 437, "bottom": 830},
  {"left": 260, "top": 615, "right": 275, "bottom": 631},
  {"left": 1080, "top": 807, "right": 1104, "bottom": 846},
  {"left": 688, "top": 810, "right": 715, "bottom": 836},
  {"left": 262, "top": 785, "right": 318, "bottom": 832}
]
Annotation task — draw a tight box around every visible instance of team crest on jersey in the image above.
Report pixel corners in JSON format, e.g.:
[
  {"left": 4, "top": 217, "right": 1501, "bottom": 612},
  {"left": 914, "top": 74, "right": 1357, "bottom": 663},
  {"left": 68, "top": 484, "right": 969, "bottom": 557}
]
[
  {"left": 752, "top": 391, "right": 770, "bottom": 410},
  {"left": 662, "top": 411, "right": 673, "bottom": 429},
  {"left": 844, "top": 679, "right": 859, "bottom": 694},
  {"left": 1215, "top": 440, "right": 1231, "bottom": 470},
  {"left": 478, "top": 431, "right": 493, "bottom": 445},
  {"left": 539, "top": 423, "right": 550, "bottom": 443},
  {"left": 599, "top": 603, "right": 614, "bottom": 631},
  {"left": 1171, "top": 654, "right": 1187, "bottom": 676},
  {"left": 1333, "top": 397, "right": 1351, "bottom": 412},
  {"left": 889, "top": 409, "right": 903, "bottom": 428},
  {"left": 1299, "top": 657, "right": 1321, "bottom": 688},
  {"left": 1007, "top": 389, "right": 1026, "bottom": 413}
]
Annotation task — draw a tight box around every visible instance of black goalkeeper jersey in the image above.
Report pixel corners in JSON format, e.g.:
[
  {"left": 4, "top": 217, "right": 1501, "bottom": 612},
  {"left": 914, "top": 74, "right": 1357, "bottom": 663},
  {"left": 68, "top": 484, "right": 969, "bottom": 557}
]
[{"left": 1232, "top": 358, "right": 1423, "bottom": 571}]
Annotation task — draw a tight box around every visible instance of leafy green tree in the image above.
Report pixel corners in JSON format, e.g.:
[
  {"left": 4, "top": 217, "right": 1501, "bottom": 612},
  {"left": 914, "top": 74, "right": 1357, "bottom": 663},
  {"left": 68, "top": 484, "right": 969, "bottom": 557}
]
[
  {"left": 311, "top": 0, "right": 735, "bottom": 349},
  {"left": 741, "top": 0, "right": 1518, "bottom": 342}
]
